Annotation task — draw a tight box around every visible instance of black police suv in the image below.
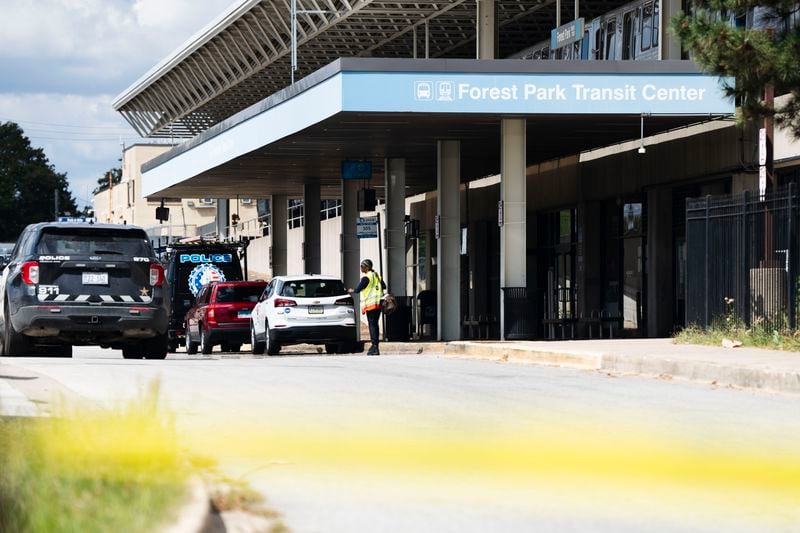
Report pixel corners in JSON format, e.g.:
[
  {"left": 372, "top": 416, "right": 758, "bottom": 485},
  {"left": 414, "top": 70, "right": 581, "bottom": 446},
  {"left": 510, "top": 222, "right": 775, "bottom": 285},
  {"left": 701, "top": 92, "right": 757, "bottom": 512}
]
[
  {"left": 159, "top": 242, "right": 244, "bottom": 352},
  {"left": 0, "top": 223, "right": 170, "bottom": 358}
]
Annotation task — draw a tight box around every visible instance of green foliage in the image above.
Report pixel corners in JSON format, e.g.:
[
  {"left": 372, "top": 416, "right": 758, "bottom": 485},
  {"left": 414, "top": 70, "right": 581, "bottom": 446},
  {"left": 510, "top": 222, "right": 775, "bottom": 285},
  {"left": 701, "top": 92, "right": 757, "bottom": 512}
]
[
  {"left": 670, "top": 1, "right": 800, "bottom": 137},
  {"left": 0, "top": 382, "right": 190, "bottom": 533},
  {"left": 92, "top": 167, "right": 122, "bottom": 195},
  {"left": 674, "top": 324, "right": 800, "bottom": 350},
  {"left": 0, "top": 122, "right": 77, "bottom": 241}
]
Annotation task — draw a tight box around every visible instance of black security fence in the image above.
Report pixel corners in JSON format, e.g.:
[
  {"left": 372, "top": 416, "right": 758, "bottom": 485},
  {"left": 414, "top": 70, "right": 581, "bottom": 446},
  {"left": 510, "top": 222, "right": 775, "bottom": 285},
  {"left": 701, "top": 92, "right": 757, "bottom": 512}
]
[{"left": 686, "top": 185, "right": 799, "bottom": 331}]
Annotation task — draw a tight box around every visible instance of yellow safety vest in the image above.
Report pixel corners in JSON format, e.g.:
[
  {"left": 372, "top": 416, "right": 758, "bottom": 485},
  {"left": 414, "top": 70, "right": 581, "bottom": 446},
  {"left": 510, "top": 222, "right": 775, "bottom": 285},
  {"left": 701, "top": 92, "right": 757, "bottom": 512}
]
[{"left": 360, "top": 270, "right": 383, "bottom": 314}]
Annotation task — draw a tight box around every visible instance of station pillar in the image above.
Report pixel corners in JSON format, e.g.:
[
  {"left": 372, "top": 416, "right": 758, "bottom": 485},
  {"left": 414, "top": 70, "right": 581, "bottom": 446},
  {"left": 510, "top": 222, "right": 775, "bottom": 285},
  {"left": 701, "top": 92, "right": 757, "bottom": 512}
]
[
  {"left": 437, "top": 140, "right": 461, "bottom": 341},
  {"left": 477, "top": 0, "right": 496, "bottom": 60},
  {"left": 270, "top": 194, "right": 288, "bottom": 277},
  {"left": 500, "top": 118, "right": 527, "bottom": 340},
  {"left": 303, "top": 183, "right": 321, "bottom": 274},
  {"left": 341, "top": 178, "right": 361, "bottom": 341},
  {"left": 385, "top": 158, "right": 407, "bottom": 296}
]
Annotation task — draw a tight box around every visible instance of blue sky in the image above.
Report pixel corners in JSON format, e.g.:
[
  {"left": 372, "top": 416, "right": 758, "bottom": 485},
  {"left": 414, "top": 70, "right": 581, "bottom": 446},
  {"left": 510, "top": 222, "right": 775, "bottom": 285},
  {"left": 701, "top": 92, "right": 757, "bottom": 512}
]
[{"left": 0, "top": 0, "right": 235, "bottom": 209}]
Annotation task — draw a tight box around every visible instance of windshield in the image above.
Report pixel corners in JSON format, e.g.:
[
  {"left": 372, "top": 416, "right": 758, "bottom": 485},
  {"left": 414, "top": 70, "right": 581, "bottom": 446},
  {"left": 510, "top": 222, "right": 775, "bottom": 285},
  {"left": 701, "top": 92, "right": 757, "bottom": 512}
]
[
  {"left": 214, "top": 285, "right": 266, "bottom": 303},
  {"left": 280, "top": 279, "right": 347, "bottom": 298},
  {"left": 36, "top": 229, "right": 151, "bottom": 256}
]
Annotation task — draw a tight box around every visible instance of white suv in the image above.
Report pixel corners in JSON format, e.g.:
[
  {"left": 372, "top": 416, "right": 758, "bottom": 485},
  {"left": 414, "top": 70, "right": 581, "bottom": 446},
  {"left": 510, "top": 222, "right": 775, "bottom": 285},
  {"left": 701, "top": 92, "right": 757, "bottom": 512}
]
[{"left": 250, "top": 275, "right": 359, "bottom": 355}]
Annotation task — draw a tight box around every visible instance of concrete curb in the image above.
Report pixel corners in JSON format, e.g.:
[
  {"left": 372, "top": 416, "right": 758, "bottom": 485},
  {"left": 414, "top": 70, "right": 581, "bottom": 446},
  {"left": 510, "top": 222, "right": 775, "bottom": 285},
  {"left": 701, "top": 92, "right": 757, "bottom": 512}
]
[
  {"left": 161, "top": 477, "right": 214, "bottom": 533},
  {"left": 601, "top": 353, "right": 800, "bottom": 394},
  {"left": 442, "top": 341, "right": 800, "bottom": 395}
]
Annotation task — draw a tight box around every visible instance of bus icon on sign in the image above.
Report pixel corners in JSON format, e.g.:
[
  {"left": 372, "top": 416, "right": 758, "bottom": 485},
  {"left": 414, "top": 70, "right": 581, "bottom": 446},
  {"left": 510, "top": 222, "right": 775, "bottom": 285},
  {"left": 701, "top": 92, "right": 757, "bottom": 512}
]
[{"left": 415, "top": 82, "right": 433, "bottom": 100}]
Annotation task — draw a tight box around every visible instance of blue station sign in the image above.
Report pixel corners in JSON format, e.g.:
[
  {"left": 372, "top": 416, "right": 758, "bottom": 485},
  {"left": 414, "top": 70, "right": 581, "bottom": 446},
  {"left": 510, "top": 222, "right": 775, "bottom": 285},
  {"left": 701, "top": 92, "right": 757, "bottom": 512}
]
[
  {"left": 341, "top": 72, "right": 734, "bottom": 116},
  {"left": 551, "top": 18, "right": 585, "bottom": 50}
]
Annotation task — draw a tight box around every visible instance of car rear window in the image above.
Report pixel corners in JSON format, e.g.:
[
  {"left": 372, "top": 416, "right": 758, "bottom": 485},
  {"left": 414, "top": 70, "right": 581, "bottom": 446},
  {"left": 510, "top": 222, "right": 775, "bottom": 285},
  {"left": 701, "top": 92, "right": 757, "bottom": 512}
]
[
  {"left": 36, "top": 228, "right": 151, "bottom": 256},
  {"left": 214, "top": 285, "right": 266, "bottom": 303},
  {"left": 280, "top": 279, "right": 346, "bottom": 298}
]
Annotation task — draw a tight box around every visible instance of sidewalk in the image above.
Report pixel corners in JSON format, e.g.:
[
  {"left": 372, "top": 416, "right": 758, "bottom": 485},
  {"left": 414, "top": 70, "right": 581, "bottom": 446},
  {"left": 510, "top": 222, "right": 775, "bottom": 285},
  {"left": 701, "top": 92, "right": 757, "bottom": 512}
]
[{"left": 379, "top": 338, "right": 800, "bottom": 395}]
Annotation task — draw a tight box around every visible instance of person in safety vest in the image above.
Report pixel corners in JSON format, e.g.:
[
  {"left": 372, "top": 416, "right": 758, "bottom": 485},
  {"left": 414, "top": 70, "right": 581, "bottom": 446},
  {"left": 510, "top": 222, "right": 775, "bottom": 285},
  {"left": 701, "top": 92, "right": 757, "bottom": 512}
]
[{"left": 347, "top": 258, "right": 386, "bottom": 355}]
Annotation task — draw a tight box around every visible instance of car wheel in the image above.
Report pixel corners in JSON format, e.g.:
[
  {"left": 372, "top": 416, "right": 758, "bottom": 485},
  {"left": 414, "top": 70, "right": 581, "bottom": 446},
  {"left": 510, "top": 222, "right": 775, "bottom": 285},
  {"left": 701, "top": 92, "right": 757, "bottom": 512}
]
[
  {"left": 47, "top": 345, "right": 72, "bottom": 358},
  {"left": 186, "top": 330, "right": 199, "bottom": 355},
  {"left": 251, "top": 321, "right": 265, "bottom": 355},
  {"left": 325, "top": 343, "right": 337, "bottom": 355},
  {"left": 143, "top": 334, "right": 168, "bottom": 360},
  {"left": 167, "top": 339, "right": 179, "bottom": 353},
  {"left": 122, "top": 346, "right": 141, "bottom": 359},
  {"left": 265, "top": 321, "right": 280, "bottom": 356},
  {"left": 200, "top": 326, "right": 213, "bottom": 355},
  {"left": 3, "top": 302, "right": 30, "bottom": 356}
]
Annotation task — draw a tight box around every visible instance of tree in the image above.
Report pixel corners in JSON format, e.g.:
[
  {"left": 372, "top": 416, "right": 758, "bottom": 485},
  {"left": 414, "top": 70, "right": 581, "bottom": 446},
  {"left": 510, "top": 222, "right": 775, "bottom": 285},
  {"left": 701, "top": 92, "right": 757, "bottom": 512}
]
[
  {"left": 671, "top": 1, "right": 800, "bottom": 137},
  {"left": 92, "top": 167, "right": 122, "bottom": 195},
  {"left": 0, "top": 122, "right": 77, "bottom": 241}
]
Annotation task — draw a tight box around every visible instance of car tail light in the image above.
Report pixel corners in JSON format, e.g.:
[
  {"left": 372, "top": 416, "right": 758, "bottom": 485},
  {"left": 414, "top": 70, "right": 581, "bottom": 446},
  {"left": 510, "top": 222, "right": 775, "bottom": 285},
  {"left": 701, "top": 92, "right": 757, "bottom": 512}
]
[
  {"left": 274, "top": 298, "right": 297, "bottom": 308},
  {"left": 21, "top": 261, "right": 39, "bottom": 285},
  {"left": 334, "top": 296, "right": 354, "bottom": 306},
  {"left": 149, "top": 263, "right": 164, "bottom": 286},
  {"left": 207, "top": 307, "right": 217, "bottom": 325}
]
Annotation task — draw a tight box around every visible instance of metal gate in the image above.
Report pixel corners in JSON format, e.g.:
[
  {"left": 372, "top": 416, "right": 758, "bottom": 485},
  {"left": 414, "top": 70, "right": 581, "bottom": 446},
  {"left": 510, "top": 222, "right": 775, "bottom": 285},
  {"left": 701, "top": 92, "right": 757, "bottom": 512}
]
[{"left": 686, "top": 185, "right": 798, "bottom": 331}]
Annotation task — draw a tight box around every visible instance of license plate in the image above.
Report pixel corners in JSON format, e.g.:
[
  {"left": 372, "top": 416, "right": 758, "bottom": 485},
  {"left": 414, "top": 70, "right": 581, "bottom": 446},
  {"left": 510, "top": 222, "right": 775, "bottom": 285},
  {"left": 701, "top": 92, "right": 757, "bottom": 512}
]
[
  {"left": 308, "top": 305, "right": 324, "bottom": 315},
  {"left": 82, "top": 272, "right": 108, "bottom": 285},
  {"left": 237, "top": 310, "right": 251, "bottom": 318}
]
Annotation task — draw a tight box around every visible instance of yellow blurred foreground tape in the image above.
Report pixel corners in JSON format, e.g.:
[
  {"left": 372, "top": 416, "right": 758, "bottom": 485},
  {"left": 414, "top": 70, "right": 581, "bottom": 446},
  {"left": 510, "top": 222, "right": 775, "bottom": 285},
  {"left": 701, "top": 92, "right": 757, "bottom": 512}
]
[{"left": 185, "top": 421, "right": 800, "bottom": 525}]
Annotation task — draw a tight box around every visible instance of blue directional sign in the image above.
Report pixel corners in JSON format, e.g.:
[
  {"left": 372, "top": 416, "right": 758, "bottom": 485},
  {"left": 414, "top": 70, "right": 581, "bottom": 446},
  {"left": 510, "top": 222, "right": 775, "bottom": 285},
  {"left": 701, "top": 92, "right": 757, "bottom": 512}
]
[{"left": 342, "top": 160, "right": 372, "bottom": 180}]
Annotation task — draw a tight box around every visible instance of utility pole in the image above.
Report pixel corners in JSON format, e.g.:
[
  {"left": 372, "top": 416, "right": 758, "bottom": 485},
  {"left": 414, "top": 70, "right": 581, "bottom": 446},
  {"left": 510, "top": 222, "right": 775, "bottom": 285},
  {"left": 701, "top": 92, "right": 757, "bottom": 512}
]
[
  {"left": 54, "top": 188, "right": 59, "bottom": 221},
  {"left": 108, "top": 171, "right": 113, "bottom": 223}
]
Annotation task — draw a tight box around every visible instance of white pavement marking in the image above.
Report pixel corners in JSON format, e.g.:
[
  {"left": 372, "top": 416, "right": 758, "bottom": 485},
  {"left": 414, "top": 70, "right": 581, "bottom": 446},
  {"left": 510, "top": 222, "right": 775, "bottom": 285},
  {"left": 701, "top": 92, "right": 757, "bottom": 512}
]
[{"left": 0, "top": 378, "right": 39, "bottom": 417}]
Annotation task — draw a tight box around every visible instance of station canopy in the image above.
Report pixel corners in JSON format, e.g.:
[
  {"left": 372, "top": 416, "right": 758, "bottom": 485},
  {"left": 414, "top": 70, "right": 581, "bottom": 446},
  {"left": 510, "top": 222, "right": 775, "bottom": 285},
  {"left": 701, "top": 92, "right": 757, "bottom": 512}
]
[
  {"left": 115, "top": 0, "right": 734, "bottom": 200},
  {"left": 114, "top": 0, "right": 638, "bottom": 138}
]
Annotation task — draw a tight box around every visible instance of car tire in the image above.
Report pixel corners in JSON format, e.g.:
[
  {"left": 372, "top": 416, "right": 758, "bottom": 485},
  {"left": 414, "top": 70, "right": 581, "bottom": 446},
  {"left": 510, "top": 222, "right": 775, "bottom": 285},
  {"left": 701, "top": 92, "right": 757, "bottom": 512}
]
[
  {"left": 186, "top": 331, "right": 199, "bottom": 355},
  {"left": 3, "top": 302, "right": 30, "bottom": 356},
  {"left": 167, "top": 339, "right": 179, "bottom": 353},
  {"left": 143, "top": 334, "right": 168, "bottom": 360},
  {"left": 48, "top": 345, "right": 72, "bottom": 358},
  {"left": 265, "top": 322, "right": 280, "bottom": 356},
  {"left": 251, "top": 322, "right": 265, "bottom": 355},
  {"left": 122, "top": 346, "right": 141, "bottom": 359},
  {"left": 200, "top": 326, "right": 213, "bottom": 355},
  {"left": 229, "top": 343, "right": 241, "bottom": 353},
  {"left": 325, "top": 343, "right": 337, "bottom": 355}
]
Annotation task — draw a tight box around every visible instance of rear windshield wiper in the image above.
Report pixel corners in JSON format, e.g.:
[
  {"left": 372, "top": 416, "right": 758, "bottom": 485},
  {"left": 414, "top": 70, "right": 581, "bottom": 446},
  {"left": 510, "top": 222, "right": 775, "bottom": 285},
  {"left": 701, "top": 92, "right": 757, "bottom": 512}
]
[{"left": 92, "top": 249, "right": 124, "bottom": 255}]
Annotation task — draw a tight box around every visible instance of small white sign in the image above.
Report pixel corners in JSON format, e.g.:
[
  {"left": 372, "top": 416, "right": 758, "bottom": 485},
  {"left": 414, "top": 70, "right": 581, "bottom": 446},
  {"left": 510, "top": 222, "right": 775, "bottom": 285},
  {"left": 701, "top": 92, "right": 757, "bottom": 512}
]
[
  {"left": 759, "top": 128, "right": 767, "bottom": 166},
  {"left": 356, "top": 216, "right": 378, "bottom": 239},
  {"left": 759, "top": 165, "right": 767, "bottom": 199}
]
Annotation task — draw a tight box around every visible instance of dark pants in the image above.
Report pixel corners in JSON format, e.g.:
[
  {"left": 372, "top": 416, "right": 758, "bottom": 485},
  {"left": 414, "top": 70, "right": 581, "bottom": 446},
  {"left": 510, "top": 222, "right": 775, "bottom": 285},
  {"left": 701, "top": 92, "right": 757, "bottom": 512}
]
[{"left": 366, "top": 308, "right": 381, "bottom": 348}]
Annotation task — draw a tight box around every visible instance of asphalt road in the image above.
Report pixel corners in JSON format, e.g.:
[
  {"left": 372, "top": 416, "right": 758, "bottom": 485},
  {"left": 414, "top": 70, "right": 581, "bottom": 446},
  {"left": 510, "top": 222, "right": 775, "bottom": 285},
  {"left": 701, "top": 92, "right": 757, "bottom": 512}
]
[{"left": 2, "top": 345, "right": 800, "bottom": 533}]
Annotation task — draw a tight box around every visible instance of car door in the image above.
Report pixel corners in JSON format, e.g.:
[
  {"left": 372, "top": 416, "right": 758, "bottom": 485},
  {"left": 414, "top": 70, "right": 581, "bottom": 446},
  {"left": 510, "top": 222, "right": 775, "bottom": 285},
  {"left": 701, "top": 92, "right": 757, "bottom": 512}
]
[
  {"left": 186, "top": 286, "right": 209, "bottom": 342},
  {"left": 0, "top": 229, "right": 27, "bottom": 325},
  {"left": 252, "top": 280, "right": 274, "bottom": 338}
]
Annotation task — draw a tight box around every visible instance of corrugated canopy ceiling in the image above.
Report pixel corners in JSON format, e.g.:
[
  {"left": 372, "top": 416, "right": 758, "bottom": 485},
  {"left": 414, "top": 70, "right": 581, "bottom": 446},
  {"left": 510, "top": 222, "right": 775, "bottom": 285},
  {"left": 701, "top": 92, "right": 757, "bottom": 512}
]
[{"left": 113, "top": 0, "right": 629, "bottom": 138}]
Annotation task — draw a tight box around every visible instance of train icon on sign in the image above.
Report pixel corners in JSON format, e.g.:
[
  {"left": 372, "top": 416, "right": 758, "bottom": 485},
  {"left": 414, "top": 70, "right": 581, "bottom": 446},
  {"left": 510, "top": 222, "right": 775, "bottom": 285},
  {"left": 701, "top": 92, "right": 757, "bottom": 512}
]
[
  {"left": 437, "top": 81, "right": 453, "bottom": 101},
  {"left": 415, "top": 81, "right": 433, "bottom": 100}
]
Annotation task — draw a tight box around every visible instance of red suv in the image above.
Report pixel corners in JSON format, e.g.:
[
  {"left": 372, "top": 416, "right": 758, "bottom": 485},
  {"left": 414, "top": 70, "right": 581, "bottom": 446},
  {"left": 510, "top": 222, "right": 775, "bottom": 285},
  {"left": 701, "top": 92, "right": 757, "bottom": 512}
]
[{"left": 184, "top": 281, "right": 267, "bottom": 354}]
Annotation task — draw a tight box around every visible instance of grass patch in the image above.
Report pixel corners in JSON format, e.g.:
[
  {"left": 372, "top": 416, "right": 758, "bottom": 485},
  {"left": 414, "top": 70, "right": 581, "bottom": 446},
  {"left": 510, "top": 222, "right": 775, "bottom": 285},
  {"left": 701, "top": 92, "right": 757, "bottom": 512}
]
[
  {"left": 674, "top": 324, "right": 800, "bottom": 351},
  {"left": 0, "top": 382, "right": 191, "bottom": 533}
]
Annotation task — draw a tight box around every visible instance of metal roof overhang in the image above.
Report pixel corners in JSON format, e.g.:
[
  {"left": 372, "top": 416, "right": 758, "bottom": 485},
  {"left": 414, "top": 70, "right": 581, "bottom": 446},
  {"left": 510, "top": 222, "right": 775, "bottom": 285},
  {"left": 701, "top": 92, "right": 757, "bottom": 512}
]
[
  {"left": 141, "top": 58, "right": 734, "bottom": 200},
  {"left": 113, "top": 0, "right": 657, "bottom": 139}
]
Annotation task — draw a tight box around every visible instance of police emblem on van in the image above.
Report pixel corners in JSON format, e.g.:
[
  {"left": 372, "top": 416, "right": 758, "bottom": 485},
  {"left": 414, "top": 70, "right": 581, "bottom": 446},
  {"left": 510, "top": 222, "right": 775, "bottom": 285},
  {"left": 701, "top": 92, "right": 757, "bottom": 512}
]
[{"left": 39, "top": 255, "right": 70, "bottom": 262}]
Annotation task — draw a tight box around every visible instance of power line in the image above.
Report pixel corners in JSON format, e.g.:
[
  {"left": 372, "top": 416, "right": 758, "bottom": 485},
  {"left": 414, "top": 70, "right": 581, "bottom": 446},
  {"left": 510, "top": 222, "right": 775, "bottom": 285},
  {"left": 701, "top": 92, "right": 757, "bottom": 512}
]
[
  {"left": 0, "top": 116, "right": 132, "bottom": 131},
  {"left": 27, "top": 135, "right": 141, "bottom": 142}
]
